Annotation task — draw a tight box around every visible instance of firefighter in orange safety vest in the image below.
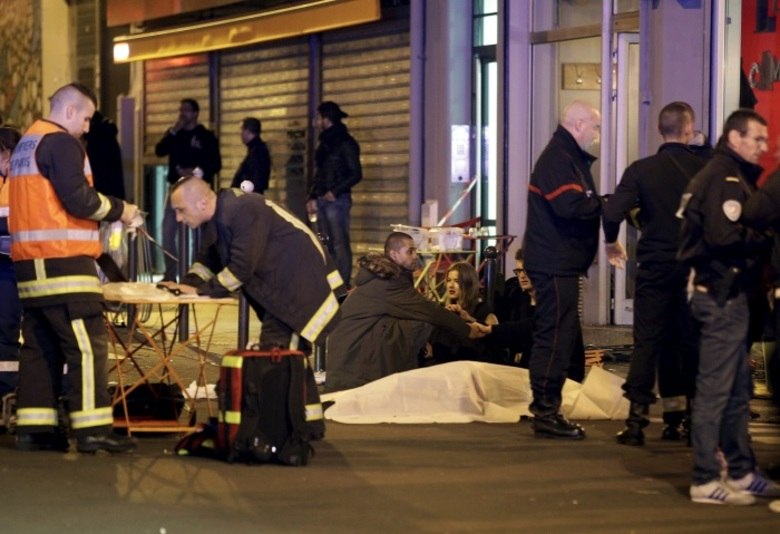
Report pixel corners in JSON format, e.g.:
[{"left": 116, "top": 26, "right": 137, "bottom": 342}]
[{"left": 8, "top": 83, "right": 140, "bottom": 453}]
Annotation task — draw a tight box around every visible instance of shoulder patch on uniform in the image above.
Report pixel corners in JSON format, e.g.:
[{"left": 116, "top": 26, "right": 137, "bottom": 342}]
[
  {"left": 725, "top": 176, "right": 740, "bottom": 183},
  {"left": 722, "top": 199, "right": 741, "bottom": 221}
]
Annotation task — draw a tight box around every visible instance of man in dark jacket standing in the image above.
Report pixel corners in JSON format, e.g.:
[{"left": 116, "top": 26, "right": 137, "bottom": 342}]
[
  {"left": 168, "top": 176, "right": 343, "bottom": 350},
  {"left": 678, "top": 109, "right": 780, "bottom": 505},
  {"left": 523, "top": 100, "right": 602, "bottom": 440},
  {"left": 306, "top": 101, "right": 362, "bottom": 287},
  {"left": 155, "top": 98, "right": 221, "bottom": 282},
  {"left": 230, "top": 117, "right": 270, "bottom": 195},
  {"left": 603, "top": 102, "right": 709, "bottom": 446},
  {"left": 324, "top": 232, "right": 489, "bottom": 392}
]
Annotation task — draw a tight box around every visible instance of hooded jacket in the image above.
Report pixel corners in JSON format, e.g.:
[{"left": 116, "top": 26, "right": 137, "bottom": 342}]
[{"left": 324, "top": 252, "right": 471, "bottom": 392}]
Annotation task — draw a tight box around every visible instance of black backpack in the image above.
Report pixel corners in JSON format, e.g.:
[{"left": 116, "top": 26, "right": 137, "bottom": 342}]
[{"left": 216, "top": 349, "right": 320, "bottom": 465}]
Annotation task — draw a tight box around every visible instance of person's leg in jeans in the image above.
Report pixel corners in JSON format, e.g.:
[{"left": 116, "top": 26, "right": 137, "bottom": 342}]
[
  {"left": 690, "top": 291, "right": 751, "bottom": 485},
  {"left": 317, "top": 195, "right": 352, "bottom": 287}
]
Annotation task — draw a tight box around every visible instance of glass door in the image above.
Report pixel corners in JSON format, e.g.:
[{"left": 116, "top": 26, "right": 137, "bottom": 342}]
[{"left": 612, "top": 32, "right": 640, "bottom": 325}]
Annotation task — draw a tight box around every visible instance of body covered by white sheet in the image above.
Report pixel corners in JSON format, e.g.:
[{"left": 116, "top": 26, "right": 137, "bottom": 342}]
[{"left": 321, "top": 361, "right": 629, "bottom": 424}]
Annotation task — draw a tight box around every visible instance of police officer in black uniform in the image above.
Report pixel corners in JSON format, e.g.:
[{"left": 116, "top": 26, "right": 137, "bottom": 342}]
[
  {"left": 603, "top": 102, "right": 709, "bottom": 446},
  {"left": 678, "top": 109, "right": 778, "bottom": 505}
]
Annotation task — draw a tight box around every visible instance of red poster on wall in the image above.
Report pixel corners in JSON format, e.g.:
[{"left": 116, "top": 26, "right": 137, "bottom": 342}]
[{"left": 742, "top": 0, "right": 780, "bottom": 181}]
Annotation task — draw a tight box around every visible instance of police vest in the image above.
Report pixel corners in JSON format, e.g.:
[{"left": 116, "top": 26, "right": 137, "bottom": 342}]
[{"left": 9, "top": 120, "right": 100, "bottom": 260}]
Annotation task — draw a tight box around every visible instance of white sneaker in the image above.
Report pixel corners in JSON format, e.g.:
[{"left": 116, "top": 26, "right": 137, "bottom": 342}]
[
  {"left": 726, "top": 471, "right": 780, "bottom": 498},
  {"left": 690, "top": 480, "right": 756, "bottom": 505}
]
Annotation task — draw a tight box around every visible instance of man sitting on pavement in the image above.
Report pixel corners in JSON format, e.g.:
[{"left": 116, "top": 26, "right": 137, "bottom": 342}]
[{"left": 324, "top": 232, "right": 490, "bottom": 392}]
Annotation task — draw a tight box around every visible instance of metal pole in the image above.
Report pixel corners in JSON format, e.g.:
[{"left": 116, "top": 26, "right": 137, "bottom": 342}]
[
  {"left": 238, "top": 293, "right": 249, "bottom": 350},
  {"left": 483, "top": 245, "right": 498, "bottom": 310},
  {"left": 177, "top": 223, "right": 189, "bottom": 342},
  {"left": 127, "top": 230, "right": 138, "bottom": 327}
]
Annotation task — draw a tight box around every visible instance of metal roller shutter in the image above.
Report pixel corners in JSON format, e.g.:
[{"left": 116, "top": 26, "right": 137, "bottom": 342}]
[
  {"left": 143, "top": 55, "right": 213, "bottom": 167},
  {"left": 321, "top": 19, "right": 410, "bottom": 255},
  {"left": 218, "top": 38, "right": 310, "bottom": 222}
]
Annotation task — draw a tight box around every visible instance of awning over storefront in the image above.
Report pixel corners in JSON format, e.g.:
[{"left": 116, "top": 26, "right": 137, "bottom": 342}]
[{"left": 112, "top": 0, "right": 380, "bottom": 63}]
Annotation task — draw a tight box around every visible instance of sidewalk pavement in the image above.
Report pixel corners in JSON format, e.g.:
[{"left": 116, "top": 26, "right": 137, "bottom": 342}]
[{"left": 0, "top": 302, "right": 779, "bottom": 532}]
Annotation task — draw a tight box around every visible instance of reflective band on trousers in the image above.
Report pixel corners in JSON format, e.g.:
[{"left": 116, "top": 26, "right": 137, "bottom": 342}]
[
  {"left": 306, "top": 403, "right": 323, "bottom": 421},
  {"left": 661, "top": 396, "right": 687, "bottom": 412},
  {"left": 17, "top": 275, "right": 102, "bottom": 299},
  {"left": 70, "top": 407, "right": 113, "bottom": 430},
  {"left": 221, "top": 410, "right": 241, "bottom": 425},
  {"left": 16, "top": 407, "right": 58, "bottom": 427},
  {"left": 0, "top": 361, "right": 20, "bottom": 372}
]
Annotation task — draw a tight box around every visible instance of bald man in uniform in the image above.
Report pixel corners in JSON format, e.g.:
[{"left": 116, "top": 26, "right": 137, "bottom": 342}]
[{"left": 523, "top": 101, "right": 604, "bottom": 440}]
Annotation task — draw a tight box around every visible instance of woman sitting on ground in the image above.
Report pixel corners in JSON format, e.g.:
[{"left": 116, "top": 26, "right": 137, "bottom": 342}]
[
  {"left": 444, "top": 261, "right": 498, "bottom": 326},
  {"left": 429, "top": 262, "right": 499, "bottom": 364}
]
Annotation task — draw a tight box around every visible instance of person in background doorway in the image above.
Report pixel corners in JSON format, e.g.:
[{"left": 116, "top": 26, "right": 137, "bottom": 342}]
[
  {"left": 230, "top": 117, "right": 271, "bottom": 195},
  {"left": 84, "top": 110, "right": 125, "bottom": 200},
  {"left": 306, "top": 101, "right": 362, "bottom": 288}
]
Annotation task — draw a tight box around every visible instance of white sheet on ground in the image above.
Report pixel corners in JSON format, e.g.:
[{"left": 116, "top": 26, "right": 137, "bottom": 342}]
[{"left": 321, "top": 361, "right": 629, "bottom": 424}]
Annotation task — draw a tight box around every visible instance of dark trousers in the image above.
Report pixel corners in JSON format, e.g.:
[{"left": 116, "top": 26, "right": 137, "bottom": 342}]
[
  {"left": 317, "top": 194, "right": 353, "bottom": 287},
  {"left": 16, "top": 302, "right": 113, "bottom": 437},
  {"left": 0, "top": 257, "right": 21, "bottom": 395},
  {"left": 622, "top": 262, "right": 698, "bottom": 409},
  {"left": 689, "top": 291, "right": 754, "bottom": 484},
  {"left": 527, "top": 273, "right": 584, "bottom": 417}
]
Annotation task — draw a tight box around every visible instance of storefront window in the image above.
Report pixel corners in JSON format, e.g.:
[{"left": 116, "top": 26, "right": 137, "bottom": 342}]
[
  {"left": 474, "top": 0, "right": 497, "bottom": 46},
  {"left": 614, "top": 0, "right": 640, "bottom": 14}
]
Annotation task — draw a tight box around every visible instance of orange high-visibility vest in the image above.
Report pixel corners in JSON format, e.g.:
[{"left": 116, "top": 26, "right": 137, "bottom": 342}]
[
  {"left": 8, "top": 120, "right": 100, "bottom": 260},
  {"left": 0, "top": 175, "right": 8, "bottom": 219}
]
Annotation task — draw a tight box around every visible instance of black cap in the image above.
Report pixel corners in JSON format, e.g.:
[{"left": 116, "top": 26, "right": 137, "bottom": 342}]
[{"left": 318, "top": 101, "right": 348, "bottom": 123}]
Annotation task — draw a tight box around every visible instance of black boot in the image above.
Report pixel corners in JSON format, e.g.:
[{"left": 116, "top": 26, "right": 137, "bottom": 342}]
[
  {"left": 661, "top": 410, "right": 685, "bottom": 441},
  {"left": 616, "top": 402, "right": 649, "bottom": 446}
]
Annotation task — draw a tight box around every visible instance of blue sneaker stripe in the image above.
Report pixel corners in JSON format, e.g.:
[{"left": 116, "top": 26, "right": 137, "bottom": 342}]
[
  {"left": 710, "top": 488, "right": 727, "bottom": 502},
  {"left": 748, "top": 478, "right": 767, "bottom": 494}
]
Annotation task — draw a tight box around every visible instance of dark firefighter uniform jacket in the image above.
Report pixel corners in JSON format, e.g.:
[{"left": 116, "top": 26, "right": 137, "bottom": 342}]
[
  {"left": 523, "top": 126, "right": 601, "bottom": 276},
  {"left": 184, "top": 189, "right": 343, "bottom": 344}
]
